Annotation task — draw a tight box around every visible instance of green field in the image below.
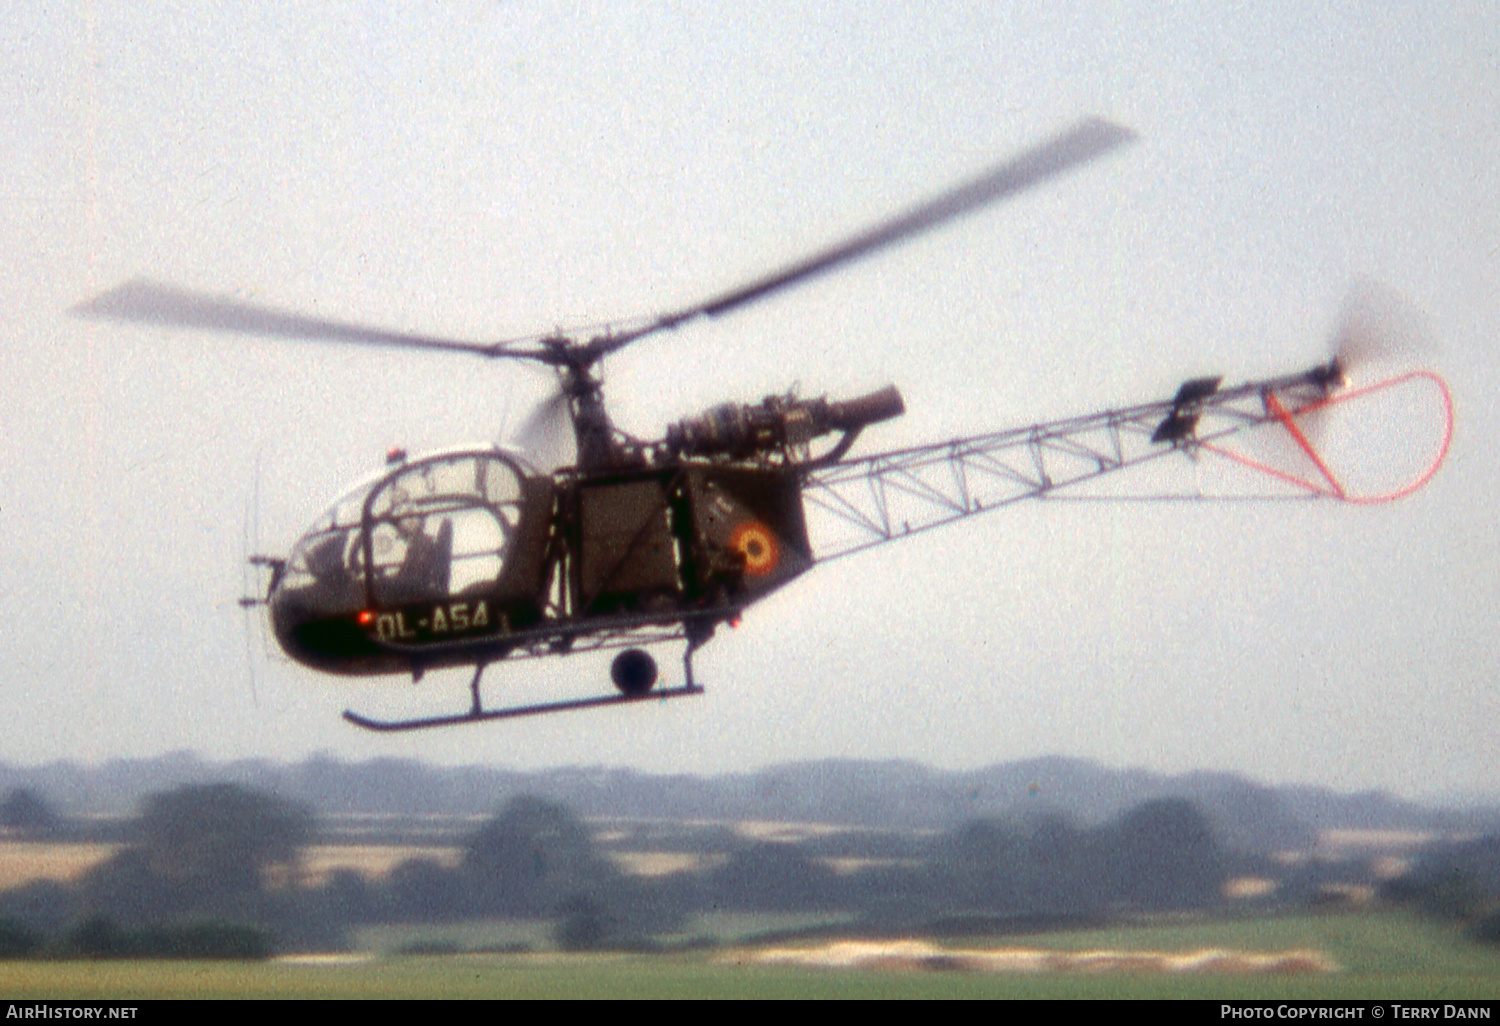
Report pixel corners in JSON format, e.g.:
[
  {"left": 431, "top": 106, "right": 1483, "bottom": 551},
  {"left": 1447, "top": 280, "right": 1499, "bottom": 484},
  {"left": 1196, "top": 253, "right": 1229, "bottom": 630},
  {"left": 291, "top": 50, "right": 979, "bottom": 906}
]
[
  {"left": 0, "top": 911, "right": 1495, "bottom": 999},
  {"left": 352, "top": 910, "right": 860, "bottom": 955}
]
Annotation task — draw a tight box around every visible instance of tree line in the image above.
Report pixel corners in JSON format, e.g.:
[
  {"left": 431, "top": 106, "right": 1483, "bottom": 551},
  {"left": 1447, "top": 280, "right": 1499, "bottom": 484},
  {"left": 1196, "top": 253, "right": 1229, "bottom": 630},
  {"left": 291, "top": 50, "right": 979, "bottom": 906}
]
[
  {"left": 1378, "top": 835, "right": 1500, "bottom": 945},
  {"left": 2, "top": 782, "right": 1495, "bottom": 956}
]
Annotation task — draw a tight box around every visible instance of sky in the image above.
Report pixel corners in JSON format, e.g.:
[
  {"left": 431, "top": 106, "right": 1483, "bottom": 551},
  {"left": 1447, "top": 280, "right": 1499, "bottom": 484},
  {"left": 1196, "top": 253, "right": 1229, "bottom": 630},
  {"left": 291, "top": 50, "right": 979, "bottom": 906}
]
[{"left": 3, "top": 1, "right": 1497, "bottom": 798}]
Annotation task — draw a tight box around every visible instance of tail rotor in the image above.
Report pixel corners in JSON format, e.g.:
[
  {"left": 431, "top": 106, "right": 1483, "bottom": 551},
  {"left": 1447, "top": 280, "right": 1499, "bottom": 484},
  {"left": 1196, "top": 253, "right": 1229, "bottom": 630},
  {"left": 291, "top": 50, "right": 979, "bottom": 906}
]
[
  {"left": 1254, "top": 281, "right": 1448, "bottom": 501},
  {"left": 1326, "top": 279, "right": 1433, "bottom": 385}
]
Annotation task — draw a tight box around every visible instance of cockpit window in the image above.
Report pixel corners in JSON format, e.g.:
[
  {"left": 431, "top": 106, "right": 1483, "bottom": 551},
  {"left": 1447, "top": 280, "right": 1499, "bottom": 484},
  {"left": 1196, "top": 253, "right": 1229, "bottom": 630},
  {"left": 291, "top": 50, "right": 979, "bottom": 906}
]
[{"left": 279, "top": 450, "right": 526, "bottom": 615}]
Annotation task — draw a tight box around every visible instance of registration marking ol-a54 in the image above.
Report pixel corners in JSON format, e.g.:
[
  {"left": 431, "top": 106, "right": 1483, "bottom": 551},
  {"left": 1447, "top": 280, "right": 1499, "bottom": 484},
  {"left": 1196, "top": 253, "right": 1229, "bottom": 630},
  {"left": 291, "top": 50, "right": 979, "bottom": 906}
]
[{"left": 373, "top": 601, "right": 494, "bottom": 641}]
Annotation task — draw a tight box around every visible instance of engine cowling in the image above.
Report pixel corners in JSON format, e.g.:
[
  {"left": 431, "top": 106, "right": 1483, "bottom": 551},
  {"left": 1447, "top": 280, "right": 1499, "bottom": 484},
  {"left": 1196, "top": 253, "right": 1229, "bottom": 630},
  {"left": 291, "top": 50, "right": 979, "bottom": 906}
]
[{"left": 666, "top": 385, "right": 904, "bottom": 459}]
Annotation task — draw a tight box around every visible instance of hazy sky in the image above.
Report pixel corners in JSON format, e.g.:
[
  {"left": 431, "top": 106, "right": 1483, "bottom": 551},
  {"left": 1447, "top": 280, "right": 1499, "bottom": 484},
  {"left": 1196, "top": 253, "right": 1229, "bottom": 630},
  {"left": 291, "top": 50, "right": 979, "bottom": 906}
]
[{"left": 3, "top": 2, "right": 1497, "bottom": 798}]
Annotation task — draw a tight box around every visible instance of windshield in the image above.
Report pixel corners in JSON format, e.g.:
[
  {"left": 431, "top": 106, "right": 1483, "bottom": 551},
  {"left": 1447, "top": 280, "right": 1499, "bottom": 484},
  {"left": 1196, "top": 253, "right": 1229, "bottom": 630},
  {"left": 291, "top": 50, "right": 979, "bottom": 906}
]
[{"left": 279, "top": 449, "right": 527, "bottom": 615}]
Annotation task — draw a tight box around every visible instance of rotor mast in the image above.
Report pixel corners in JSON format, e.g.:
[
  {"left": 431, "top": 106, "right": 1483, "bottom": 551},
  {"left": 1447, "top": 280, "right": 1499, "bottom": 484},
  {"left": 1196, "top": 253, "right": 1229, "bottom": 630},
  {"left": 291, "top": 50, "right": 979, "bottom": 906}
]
[{"left": 555, "top": 338, "right": 624, "bottom": 470}]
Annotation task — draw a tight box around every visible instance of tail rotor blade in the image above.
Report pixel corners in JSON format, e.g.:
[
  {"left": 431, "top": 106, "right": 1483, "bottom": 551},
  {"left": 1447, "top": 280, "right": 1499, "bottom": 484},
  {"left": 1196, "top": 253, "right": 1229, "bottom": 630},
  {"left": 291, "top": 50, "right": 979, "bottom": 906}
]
[
  {"left": 1329, "top": 279, "right": 1432, "bottom": 380},
  {"left": 1293, "top": 281, "right": 1433, "bottom": 455}
]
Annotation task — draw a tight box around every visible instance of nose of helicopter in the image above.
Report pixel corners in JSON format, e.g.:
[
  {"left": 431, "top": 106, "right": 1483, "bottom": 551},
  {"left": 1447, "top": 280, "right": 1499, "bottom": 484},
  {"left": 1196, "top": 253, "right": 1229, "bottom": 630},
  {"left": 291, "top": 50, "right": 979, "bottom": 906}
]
[{"left": 267, "top": 577, "right": 387, "bottom": 675}]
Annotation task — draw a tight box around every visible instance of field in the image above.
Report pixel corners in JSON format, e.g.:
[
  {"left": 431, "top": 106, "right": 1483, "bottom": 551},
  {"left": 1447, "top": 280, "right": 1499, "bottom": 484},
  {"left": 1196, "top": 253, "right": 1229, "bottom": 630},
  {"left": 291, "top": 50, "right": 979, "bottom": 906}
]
[
  {"left": 0, "top": 841, "right": 465, "bottom": 889},
  {"left": 0, "top": 911, "right": 1495, "bottom": 999},
  {"left": 0, "top": 844, "right": 120, "bottom": 888},
  {"left": 2, "top": 833, "right": 1496, "bottom": 998}
]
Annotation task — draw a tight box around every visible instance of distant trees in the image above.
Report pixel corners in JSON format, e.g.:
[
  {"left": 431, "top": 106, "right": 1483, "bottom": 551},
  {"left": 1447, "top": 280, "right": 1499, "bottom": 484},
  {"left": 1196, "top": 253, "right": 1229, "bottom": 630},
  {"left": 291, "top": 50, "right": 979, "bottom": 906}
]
[
  {"left": 1381, "top": 833, "right": 1500, "bottom": 943},
  {"left": 69, "top": 783, "right": 325, "bottom": 951},
  {"left": 55, "top": 915, "right": 273, "bottom": 960},
  {"left": 0, "top": 918, "right": 43, "bottom": 958},
  {"left": 0, "top": 782, "right": 316, "bottom": 958},
  {"left": 701, "top": 841, "right": 844, "bottom": 913},
  {"left": 383, "top": 857, "right": 465, "bottom": 921},
  {"left": 0, "top": 880, "right": 75, "bottom": 937},
  {"left": 455, "top": 795, "right": 1232, "bottom": 935},
  {"left": 1107, "top": 799, "right": 1226, "bottom": 910},
  {"left": 1471, "top": 907, "right": 1500, "bottom": 946},
  {"left": 0, "top": 788, "right": 61, "bottom": 838},
  {"left": 1022, "top": 814, "right": 1104, "bottom": 914},
  {"left": 918, "top": 800, "right": 1227, "bottom": 922},
  {"left": 319, "top": 794, "right": 687, "bottom": 947},
  {"left": 464, "top": 794, "right": 611, "bottom": 916},
  {"left": 462, "top": 795, "right": 685, "bottom": 948},
  {"left": 0, "top": 775, "right": 1252, "bottom": 956},
  {"left": 936, "top": 818, "right": 1029, "bottom": 913},
  {"left": 133, "top": 784, "right": 314, "bottom": 900}
]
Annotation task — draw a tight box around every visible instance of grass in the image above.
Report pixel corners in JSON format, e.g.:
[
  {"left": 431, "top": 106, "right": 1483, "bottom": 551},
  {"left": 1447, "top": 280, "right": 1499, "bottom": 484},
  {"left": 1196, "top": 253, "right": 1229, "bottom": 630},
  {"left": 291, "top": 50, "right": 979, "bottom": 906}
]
[
  {"left": 0, "top": 910, "right": 1494, "bottom": 999},
  {"left": 351, "top": 911, "right": 860, "bottom": 956},
  {"left": 355, "top": 919, "right": 554, "bottom": 955}
]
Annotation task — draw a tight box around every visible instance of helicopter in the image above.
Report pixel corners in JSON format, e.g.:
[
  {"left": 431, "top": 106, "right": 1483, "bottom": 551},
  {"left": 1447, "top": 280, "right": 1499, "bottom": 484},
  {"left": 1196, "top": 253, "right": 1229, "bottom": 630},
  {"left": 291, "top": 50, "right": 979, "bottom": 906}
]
[{"left": 75, "top": 117, "right": 1452, "bottom": 732}]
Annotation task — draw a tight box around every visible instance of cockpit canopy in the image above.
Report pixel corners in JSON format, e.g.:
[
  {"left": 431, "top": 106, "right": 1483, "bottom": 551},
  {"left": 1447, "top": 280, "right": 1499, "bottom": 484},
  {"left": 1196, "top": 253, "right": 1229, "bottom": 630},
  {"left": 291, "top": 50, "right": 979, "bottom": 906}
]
[{"left": 277, "top": 448, "right": 530, "bottom": 618}]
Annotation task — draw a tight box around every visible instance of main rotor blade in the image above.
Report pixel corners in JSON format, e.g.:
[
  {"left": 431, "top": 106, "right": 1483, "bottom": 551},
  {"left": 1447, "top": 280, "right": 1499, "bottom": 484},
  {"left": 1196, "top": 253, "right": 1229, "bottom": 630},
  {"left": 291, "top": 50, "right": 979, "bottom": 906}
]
[
  {"left": 592, "top": 116, "right": 1135, "bottom": 358},
  {"left": 72, "top": 279, "right": 547, "bottom": 361},
  {"left": 80, "top": 117, "right": 1133, "bottom": 370}
]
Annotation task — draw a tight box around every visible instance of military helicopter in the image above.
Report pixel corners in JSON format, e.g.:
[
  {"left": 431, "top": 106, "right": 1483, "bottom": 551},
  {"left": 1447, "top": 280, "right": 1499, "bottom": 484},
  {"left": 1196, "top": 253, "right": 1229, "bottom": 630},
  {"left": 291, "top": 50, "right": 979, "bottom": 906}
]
[{"left": 75, "top": 117, "right": 1451, "bottom": 731}]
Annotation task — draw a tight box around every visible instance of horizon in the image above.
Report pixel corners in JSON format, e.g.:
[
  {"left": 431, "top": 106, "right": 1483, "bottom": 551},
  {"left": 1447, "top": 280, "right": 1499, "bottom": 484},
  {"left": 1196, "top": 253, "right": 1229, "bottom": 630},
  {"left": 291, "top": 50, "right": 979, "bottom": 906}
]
[{"left": 2, "top": 748, "right": 1496, "bottom": 810}]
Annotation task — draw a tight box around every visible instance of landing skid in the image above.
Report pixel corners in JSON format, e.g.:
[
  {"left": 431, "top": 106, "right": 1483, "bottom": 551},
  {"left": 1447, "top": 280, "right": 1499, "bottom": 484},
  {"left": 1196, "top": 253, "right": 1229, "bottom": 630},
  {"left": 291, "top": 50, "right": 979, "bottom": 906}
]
[
  {"left": 343, "top": 633, "right": 710, "bottom": 733},
  {"left": 342, "top": 682, "right": 704, "bottom": 732}
]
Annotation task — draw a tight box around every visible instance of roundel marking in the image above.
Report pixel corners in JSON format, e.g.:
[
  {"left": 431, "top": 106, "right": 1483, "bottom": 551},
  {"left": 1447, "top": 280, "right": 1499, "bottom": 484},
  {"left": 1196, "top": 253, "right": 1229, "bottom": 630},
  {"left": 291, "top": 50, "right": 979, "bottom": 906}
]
[{"left": 729, "top": 521, "right": 779, "bottom": 576}]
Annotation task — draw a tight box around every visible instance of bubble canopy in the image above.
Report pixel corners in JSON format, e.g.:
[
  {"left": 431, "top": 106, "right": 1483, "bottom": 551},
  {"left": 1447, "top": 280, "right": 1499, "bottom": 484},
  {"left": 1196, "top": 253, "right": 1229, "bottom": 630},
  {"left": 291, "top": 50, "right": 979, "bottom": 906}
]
[{"left": 270, "top": 447, "right": 536, "bottom": 671}]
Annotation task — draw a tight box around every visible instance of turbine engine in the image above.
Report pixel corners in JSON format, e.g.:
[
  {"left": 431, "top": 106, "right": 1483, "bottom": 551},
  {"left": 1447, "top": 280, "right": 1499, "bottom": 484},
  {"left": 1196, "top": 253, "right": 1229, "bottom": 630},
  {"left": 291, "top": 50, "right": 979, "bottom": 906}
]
[{"left": 666, "top": 385, "right": 905, "bottom": 459}]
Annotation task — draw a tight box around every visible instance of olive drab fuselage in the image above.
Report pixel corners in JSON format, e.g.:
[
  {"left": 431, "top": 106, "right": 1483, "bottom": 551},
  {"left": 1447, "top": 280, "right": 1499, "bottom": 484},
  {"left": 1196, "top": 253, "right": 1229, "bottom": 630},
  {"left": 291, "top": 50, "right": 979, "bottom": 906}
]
[{"left": 270, "top": 446, "right": 811, "bottom": 677}]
